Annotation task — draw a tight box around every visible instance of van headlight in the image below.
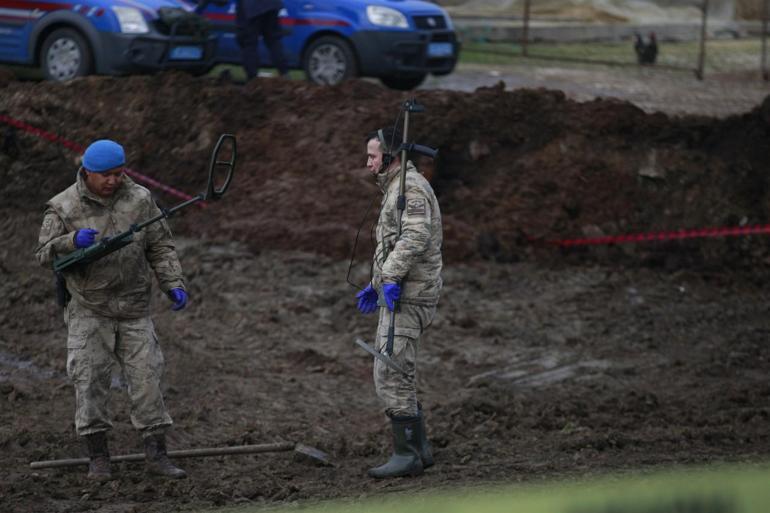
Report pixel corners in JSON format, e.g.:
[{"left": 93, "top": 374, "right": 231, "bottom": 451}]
[
  {"left": 366, "top": 6, "right": 408, "bottom": 28},
  {"left": 112, "top": 7, "right": 150, "bottom": 34}
]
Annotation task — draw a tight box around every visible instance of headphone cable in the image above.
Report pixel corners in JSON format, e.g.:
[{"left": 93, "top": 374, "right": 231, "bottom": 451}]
[{"left": 346, "top": 191, "right": 379, "bottom": 290}]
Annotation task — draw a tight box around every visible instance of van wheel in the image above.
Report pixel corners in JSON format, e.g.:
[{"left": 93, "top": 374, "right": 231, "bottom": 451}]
[
  {"left": 380, "top": 74, "right": 426, "bottom": 91},
  {"left": 303, "top": 36, "right": 357, "bottom": 85},
  {"left": 40, "top": 28, "right": 93, "bottom": 81}
]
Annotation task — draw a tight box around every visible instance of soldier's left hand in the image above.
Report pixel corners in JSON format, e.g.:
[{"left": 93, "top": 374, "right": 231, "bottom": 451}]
[
  {"left": 168, "top": 288, "right": 188, "bottom": 311},
  {"left": 382, "top": 283, "right": 401, "bottom": 312}
]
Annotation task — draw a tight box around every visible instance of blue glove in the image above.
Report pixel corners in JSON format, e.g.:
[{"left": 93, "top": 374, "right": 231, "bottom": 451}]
[
  {"left": 168, "top": 288, "right": 188, "bottom": 311},
  {"left": 382, "top": 283, "right": 401, "bottom": 312},
  {"left": 355, "top": 284, "right": 378, "bottom": 314},
  {"left": 74, "top": 228, "right": 99, "bottom": 249}
]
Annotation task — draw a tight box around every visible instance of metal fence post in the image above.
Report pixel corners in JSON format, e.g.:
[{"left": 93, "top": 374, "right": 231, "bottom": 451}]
[
  {"left": 522, "top": 0, "right": 530, "bottom": 57},
  {"left": 762, "top": 0, "right": 769, "bottom": 80},
  {"left": 695, "top": 0, "right": 709, "bottom": 80}
]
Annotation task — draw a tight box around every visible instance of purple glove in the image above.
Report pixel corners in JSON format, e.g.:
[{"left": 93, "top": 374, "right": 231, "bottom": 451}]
[
  {"left": 168, "top": 288, "right": 188, "bottom": 311},
  {"left": 355, "top": 284, "right": 378, "bottom": 314},
  {"left": 382, "top": 283, "right": 401, "bottom": 312},
  {"left": 74, "top": 228, "right": 99, "bottom": 249}
]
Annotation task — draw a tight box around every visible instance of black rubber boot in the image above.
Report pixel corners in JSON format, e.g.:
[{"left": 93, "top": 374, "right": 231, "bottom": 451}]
[
  {"left": 84, "top": 432, "right": 112, "bottom": 482},
  {"left": 367, "top": 415, "right": 424, "bottom": 479},
  {"left": 415, "top": 408, "right": 434, "bottom": 469},
  {"left": 143, "top": 434, "right": 187, "bottom": 479}
]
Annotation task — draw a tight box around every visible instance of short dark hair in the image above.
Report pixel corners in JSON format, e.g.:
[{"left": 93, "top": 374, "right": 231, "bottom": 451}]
[{"left": 366, "top": 127, "right": 403, "bottom": 155}]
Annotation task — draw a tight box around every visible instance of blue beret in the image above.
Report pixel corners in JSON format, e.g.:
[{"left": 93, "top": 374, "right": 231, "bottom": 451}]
[{"left": 82, "top": 140, "right": 125, "bottom": 173}]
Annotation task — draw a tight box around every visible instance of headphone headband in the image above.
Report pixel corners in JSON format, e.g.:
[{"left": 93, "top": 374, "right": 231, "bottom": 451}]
[
  {"left": 377, "top": 128, "right": 395, "bottom": 169},
  {"left": 377, "top": 128, "right": 390, "bottom": 156}
]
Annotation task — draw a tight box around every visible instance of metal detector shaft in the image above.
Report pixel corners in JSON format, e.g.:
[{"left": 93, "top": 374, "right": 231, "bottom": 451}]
[
  {"left": 385, "top": 102, "right": 413, "bottom": 357},
  {"left": 30, "top": 441, "right": 295, "bottom": 469}
]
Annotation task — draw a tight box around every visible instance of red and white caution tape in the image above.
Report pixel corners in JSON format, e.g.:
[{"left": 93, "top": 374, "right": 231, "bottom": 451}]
[
  {"left": 0, "top": 113, "right": 202, "bottom": 205},
  {"left": 545, "top": 224, "right": 770, "bottom": 247}
]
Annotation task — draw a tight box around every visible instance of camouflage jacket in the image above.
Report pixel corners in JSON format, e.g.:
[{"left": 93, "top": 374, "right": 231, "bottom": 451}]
[
  {"left": 35, "top": 172, "right": 185, "bottom": 319},
  {"left": 372, "top": 160, "right": 443, "bottom": 306}
]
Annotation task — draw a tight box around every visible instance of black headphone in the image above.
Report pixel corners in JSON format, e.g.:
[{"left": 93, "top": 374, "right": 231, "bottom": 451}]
[{"left": 378, "top": 128, "right": 393, "bottom": 169}]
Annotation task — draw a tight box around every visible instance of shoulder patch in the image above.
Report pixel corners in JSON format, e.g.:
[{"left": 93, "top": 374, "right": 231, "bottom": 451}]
[{"left": 406, "top": 198, "right": 426, "bottom": 217}]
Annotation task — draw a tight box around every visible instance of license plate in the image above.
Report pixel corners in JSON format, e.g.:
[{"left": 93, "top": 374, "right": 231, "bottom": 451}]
[
  {"left": 168, "top": 45, "right": 203, "bottom": 61},
  {"left": 427, "top": 42, "right": 453, "bottom": 58}
]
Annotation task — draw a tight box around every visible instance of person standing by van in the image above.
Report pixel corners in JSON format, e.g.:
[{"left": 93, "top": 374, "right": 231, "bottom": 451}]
[{"left": 196, "top": 0, "right": 289, "bottom": 80}]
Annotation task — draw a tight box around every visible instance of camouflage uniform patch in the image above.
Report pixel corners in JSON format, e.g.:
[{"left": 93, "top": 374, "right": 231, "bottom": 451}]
[{"left": 406, "top": 198, "right": 426, "bottom": 216}]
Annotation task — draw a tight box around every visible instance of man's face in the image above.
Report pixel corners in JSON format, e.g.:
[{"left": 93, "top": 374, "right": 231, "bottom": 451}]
[
  {"left": 366, "top": 138, "right": 384, "bottom": 175},
  {"left": 84, "top": 166, "right": 124, "bottom": 197}
]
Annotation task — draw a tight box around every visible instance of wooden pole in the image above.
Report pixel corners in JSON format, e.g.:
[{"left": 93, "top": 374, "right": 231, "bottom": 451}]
[
  {"left": 522, "top": 0, "right": 531, "bottom": 57},
  {"left": 30, "top": 442, "right": 296, "bottom": 469},
  {"left": 696, "top": 0, "right": 709, "bottom": 80},
  {"left": 762, "top": 0, "right": 769, "bottom": 80}
]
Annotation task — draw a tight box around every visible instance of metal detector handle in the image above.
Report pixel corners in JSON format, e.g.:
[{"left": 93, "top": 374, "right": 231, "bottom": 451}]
[
  {"left": 403, "top": 99, "right": 425, "bottom": 113},
  {"left": 386, "top": 309, "right": 397, "bottom": 356},
  {"left": 205, "top": 133, "right": 236, "bottom": 200},
  {"left": 397, "top": 143, "right": 438, "bottom": 160}
]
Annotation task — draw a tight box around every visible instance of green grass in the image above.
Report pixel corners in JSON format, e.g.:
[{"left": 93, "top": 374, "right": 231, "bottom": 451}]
[
  {"left": 200, "top": 462, "right": 770, "bottom": 513},
  {"left": 0, "top": 64, "right": 43, "bottom": 80},
  {"left": 206, "top": 64, "right": 306, "bottom": 83},
  {"left": 460, "top": 38, "right": 769, "bottom": 73},
  {"left": 6, "top": 38, "right": 766, "bottom": 82}
]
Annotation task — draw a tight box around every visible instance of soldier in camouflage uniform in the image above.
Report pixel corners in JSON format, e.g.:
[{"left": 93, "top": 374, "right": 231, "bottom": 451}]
[
  {"left": 35, "top": 140, "right": 188, "bottom": 482},
  {"left": 355, "top": 127, "right": 443, "bottom": 478}
]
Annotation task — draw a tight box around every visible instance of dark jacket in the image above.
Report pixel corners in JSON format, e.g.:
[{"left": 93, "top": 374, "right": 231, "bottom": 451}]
[{"left": 239, "top": 0, "right": 283, "bottom": 20}]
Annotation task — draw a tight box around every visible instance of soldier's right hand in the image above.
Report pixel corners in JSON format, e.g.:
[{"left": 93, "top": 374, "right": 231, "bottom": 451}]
[
  {"left": 74, "top": 228, "right": 99, "bottom": 249},
  {"left": 356, "top": 284, "right": 378, "bottom": 314}
]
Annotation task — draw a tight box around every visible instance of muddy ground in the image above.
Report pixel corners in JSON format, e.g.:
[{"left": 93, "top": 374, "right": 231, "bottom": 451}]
[{"left": 1, "top": 69, "right": 770, "bottom": 513}]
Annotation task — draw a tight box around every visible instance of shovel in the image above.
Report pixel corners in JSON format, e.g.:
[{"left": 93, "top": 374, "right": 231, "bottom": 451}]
[{"left": 354, "top": 337, "right": 408, "bottom": 377}]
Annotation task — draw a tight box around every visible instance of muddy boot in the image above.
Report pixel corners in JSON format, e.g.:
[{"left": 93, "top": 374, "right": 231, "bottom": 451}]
[
  {"left": 415, "top": 408, "right": 434, "bottom": 469},
  {"left": 367, "top": 415, "right": 424, "bottom": 479},
  {"left": 84, "top": 432, "right": 112, "bottom": 482},
  {"left": 143, "top": 434, "right": 187, "bottom": 479}
]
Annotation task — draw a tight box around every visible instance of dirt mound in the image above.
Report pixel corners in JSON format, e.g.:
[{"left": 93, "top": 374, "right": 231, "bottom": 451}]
[{"left": 2, "top": 73, "right": 770, "bottom": 270}]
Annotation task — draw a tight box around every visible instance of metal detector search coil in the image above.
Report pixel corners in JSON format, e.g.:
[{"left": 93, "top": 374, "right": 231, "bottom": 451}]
[{"left": 205, "top": 133, "right": 236, "bottom": 200}]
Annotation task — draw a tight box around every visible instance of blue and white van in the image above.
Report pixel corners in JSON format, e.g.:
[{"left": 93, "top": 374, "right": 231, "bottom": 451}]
[
  {"left": 0, "top": 0, "right": 217, "bottom": 80},
  {"left": 0, "top": 0, "right": 459, "bottom": 89}
]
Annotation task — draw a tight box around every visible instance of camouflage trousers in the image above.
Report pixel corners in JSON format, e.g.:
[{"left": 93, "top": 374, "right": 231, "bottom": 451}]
[
  {"left": 374, "top": 303, "right": 436, "bottom": 417},
  {"left": 64, "top": 300, "right": 172, "bottom": 437}
]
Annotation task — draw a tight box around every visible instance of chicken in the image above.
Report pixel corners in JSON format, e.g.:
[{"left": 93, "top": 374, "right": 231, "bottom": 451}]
[{"left": 634, "top": 32, "right": 658, "bottom": 65}]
